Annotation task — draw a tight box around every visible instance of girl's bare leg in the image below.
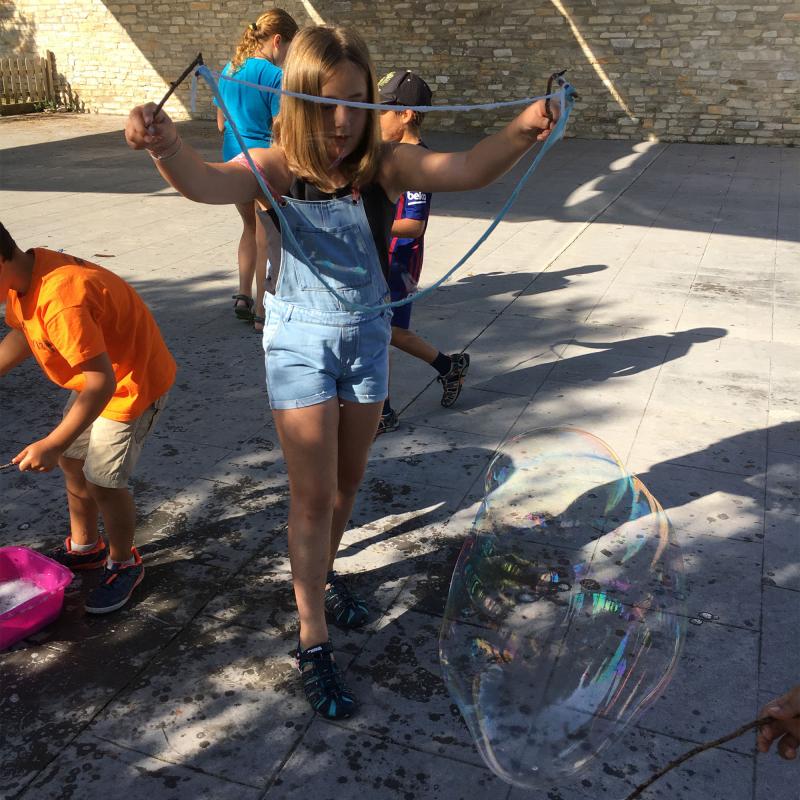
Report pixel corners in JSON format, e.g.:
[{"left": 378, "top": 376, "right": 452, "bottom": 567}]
[
  {"left": 273, "top": 399, "right": 340, "bottom": 649},
  {"left": 234, "top": 201, "right": 257, "bottom": 307},
  {"left": 253, "top": 201, "right": 269, "bottom": 328},
  {"left": 328, "top": 400, "right": 383, "bottom": 569}
]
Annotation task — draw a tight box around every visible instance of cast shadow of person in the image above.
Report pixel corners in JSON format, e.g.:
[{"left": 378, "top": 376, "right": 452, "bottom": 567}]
[
  {"left": 428, "top": 263, "right": 609, "bottom": 308},
  {"left": 475, "top": 327, "right": 727, "bottom": 396}
]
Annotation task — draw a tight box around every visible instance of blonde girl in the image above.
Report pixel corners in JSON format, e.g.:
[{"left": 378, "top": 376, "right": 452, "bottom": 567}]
[{"left": 126, "top": 25, "right": 556, "bottom": 720}]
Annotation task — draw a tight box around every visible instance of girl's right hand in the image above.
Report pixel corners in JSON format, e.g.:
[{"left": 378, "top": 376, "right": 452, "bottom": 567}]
[{"left": 125, "top": 103, "right": 178, "bottom": 155}]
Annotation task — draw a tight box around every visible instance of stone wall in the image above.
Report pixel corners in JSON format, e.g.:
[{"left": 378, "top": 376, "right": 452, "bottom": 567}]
[{"left": 1, "top": 1, "right": 798, "bottom": 144}]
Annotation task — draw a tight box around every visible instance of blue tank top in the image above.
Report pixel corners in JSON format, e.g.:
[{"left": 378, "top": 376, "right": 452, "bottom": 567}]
[{"left": 214, "top": 57, "right": 282, "bottom": 161}]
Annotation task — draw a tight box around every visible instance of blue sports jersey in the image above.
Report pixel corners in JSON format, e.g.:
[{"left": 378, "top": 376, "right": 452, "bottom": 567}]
[
  {"left": 388, "top": 141, "right": 432, "bottom": 286},
  {"left": 387, "top": 141, "right": 432, "bottom": 328},
  {"left": 214, "top": 57, "right": 282, "bottom": 161}
]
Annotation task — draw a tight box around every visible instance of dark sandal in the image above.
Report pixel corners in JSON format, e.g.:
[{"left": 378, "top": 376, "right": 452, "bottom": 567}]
[
  {"left": 232, "top": 294, "right": 254, "bottom": 321},
  {"left": 295, "top": 640, "right": 357, "bottom": 719},
  {"left": 253, "top": 314, "right": 265, "bottom": 333},
  {"left": 324, "top": 571, "right": 369, "bottom": 629}
]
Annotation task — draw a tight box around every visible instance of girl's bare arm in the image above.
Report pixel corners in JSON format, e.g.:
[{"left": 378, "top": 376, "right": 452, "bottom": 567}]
[
  {"left": 125, "top": 103, "right": 289, "bottom": 205},
  {"left": 382, "top": 99, "right": 555, "bottom": 197}
]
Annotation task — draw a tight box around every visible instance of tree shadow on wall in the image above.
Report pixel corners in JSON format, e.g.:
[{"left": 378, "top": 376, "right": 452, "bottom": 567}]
[{"left": 0, "top": 3, "right": 36, "bottom": 53}]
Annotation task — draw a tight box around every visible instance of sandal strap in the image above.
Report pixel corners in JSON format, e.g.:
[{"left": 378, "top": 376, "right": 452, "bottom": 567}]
[{"left": 295, "top": 640, "right": 356, "bottom": 718}]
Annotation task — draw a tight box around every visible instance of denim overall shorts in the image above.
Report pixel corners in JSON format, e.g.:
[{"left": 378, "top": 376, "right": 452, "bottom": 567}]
[{"left": 259, "top": 189, "right": 392, "bottom": 410}]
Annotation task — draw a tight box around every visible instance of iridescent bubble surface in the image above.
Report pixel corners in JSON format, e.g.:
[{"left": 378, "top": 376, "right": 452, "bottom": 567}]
[{"left": 439, "top": 427, "right": 686, "bottom": 789}]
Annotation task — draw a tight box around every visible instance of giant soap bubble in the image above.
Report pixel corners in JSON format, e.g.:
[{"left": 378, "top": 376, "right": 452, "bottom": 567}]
[{"left": 439, "top": 427, "right": 686, "bottom": 789}]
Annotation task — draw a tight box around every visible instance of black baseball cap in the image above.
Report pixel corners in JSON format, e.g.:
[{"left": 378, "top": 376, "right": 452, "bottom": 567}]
[{"left": 378, "top": 70, "right": 433, "bottom": 108}]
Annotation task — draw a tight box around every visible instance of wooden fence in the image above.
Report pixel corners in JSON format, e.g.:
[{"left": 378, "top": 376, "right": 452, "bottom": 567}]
[{"left": 0, "top": 51, "right": 56, "bottom": 114}]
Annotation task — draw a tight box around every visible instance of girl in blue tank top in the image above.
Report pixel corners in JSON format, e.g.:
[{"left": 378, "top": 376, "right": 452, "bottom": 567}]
[
  {"left": 214, "top": 9, "right": 297, "bottom": 330},
  {"left": 126, "top": 24, "right": 558, "bottom": 721}
]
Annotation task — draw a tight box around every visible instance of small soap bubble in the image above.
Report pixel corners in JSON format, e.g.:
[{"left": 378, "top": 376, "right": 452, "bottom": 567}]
[{"left": 439, "top": 427, "right": 686, "bottom": 790}]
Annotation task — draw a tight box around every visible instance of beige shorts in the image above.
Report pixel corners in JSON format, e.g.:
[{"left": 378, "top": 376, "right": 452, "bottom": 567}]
[{"left": 61, "top": 391, "right": 169, "bottom": 489}]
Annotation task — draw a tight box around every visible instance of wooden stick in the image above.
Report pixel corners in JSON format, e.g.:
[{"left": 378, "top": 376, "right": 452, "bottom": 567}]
[
  {"left": 624, "top": 716, "right": 776, "bottom": 800},
  {"left": 152, "top": 52, "right": 203, "bottom": 118}
]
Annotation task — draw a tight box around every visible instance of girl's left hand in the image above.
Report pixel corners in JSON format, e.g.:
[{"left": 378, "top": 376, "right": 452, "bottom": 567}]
[
  {"left": 125, "top": 103, "right": 178, "bottom": 155},
  {"left": 519, "top": 99, "right": 557, "bottom": 142}
]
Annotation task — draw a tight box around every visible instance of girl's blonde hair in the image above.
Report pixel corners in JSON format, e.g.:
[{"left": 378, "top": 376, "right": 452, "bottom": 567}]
[
  {"left": 229, "top": 8, "right": 298, "bottom": 74},
  {"left": 274, "top": 26, "right": 383, "bottom": 193}
]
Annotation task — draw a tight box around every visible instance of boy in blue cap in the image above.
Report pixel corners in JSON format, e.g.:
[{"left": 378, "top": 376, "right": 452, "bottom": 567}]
[{"left": 377, "top": 69, "right": 470, "bottom": 434}]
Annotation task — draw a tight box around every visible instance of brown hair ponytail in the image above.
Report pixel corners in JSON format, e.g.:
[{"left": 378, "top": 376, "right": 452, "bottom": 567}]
[{"left": 229, "top": 8, "right": 298, "bottom": 74}]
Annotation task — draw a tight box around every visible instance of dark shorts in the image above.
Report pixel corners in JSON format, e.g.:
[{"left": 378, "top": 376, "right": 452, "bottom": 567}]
[{"left": 388, "top": 266, "right": 413, "bottom": 330}]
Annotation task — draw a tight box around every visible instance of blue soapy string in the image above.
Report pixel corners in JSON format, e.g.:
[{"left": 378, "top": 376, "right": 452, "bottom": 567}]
[
  {"left": 211, "top": 68, "right": 565, "bottom": 113},
  {"left": 195, "top": 64, "right": 575, "bottom": 314}
]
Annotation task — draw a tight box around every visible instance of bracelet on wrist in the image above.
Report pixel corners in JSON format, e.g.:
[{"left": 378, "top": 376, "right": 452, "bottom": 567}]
[{"left": 148, "top": 136, "right": 182, "bottom": 161}]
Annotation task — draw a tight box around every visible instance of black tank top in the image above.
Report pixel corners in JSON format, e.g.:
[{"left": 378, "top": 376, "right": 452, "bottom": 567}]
[{"left": 267, "top": 177, "right": 395, "bottom": 279}]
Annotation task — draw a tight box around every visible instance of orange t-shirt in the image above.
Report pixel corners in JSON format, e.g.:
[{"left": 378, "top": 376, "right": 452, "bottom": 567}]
[{"left": 4, "top": 248, "right": 176, "bottom": 422}]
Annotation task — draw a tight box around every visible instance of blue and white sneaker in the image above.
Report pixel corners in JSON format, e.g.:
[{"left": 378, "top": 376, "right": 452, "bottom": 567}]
[{"left": 84, "top": 548, "right": 144, "bottom": 614}]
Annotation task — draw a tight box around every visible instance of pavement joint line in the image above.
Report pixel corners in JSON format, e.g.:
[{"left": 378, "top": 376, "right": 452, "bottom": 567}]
[
  {"left": 755, "top": 345, "right": 776, "bottom": 792},
  {"left": 675, "top": 148, "right": 743, "bottom": 334},
  {"left": 633, "top": 722, "right": 757, "bottom": 761},
  {"left": 762, "top": 584, "right": 800, "bottom": 595},
  {"left": 632, "top": 460, "right": 768, "bottom": 481},
  {"left": 315, "top": 713, "right": 502, "bottom": 776},
  {"left": 85, "top": 733, "right": 268, "bottom": 791},
  {"left": 769, "top": 155, "right": 780, "bottom": 345}
]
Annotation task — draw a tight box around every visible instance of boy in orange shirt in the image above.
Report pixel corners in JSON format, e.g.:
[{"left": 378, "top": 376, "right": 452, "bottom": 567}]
[{"left": 0, "top": 223, "right": 176, "bottom": 614}]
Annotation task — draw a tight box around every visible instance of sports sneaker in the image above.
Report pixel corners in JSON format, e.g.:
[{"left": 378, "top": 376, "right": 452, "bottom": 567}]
[
  {"left": 295, "top": 640, "right": 357, "bottom": 719},
  {"left": 50, "top": 536, "right": 108, "bottom": 571},
  {"left": 84, "top": 548, "right": 144, "bottom": 614},
  {"left": 375, "top": 408, "right": 399, "bottom": 437},
  {"left": 325, "top": 571, "right": 369, "bottom": 629},
  {"left": 438, "top": 353, "right": 471, "bottom": 408}
]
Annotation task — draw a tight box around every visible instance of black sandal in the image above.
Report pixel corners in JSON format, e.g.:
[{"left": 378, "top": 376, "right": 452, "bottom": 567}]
[
  {"left": 232, "top": 294, "right": 254, "bottom": 321},
  {"left": 324, "top": 571, "right": 369, "bottom": 628},
  {"left": 295, "top": 640, "right": 357, "bottom": 719}
]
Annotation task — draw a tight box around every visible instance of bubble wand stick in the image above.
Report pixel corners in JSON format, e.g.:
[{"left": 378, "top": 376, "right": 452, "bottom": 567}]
[
  {"left": 623, "top": 713, "right": 797, "bottom": 799},
  {"left": 0, "top": 462, "right": 16, "bottom": 471},
  {"left": 152, "top": 52, "right": 204, "bottom": 117}
]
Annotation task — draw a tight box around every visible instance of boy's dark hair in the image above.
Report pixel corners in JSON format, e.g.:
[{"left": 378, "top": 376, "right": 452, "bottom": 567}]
[
  {"left": 0, "top": 223, "right": 17, "bottom": 261},
  {"left": 410, "top": 110, "right": 425, "bottom": 129}
]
